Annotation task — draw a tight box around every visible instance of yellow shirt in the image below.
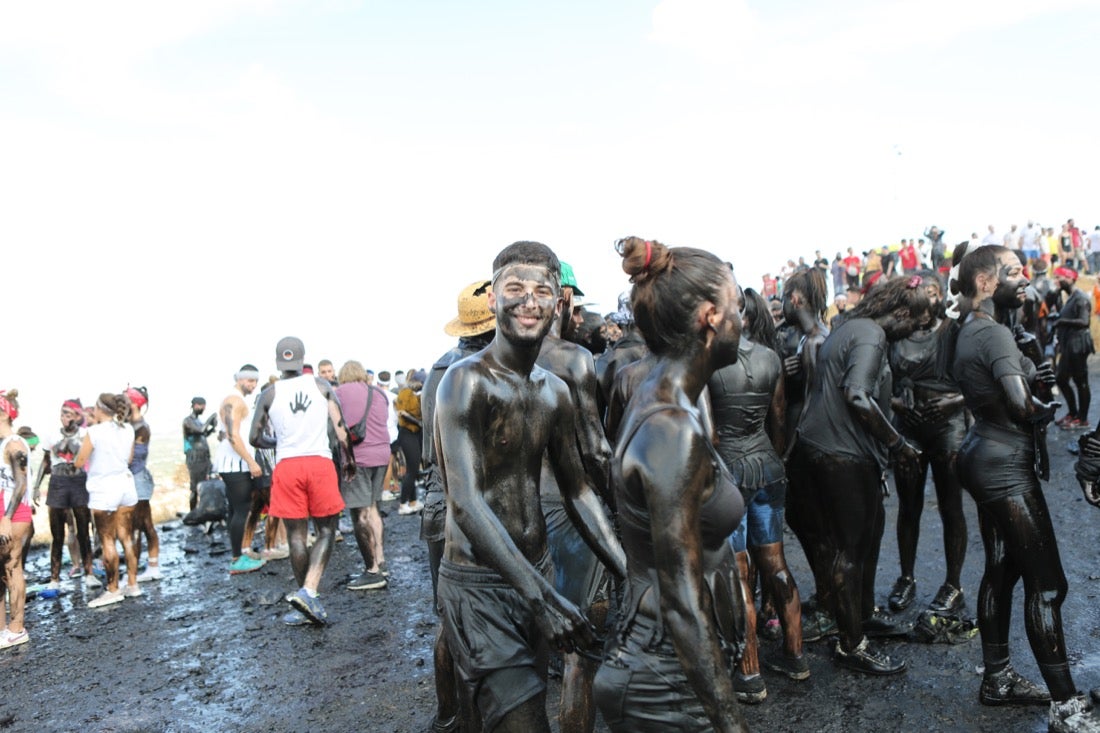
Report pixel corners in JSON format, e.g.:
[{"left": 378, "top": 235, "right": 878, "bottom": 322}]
[{"left": 395, "top": 388, "right": 422, "bottom": 433}]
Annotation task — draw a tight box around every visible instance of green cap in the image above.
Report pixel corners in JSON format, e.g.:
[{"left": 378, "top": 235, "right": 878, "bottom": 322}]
[{"left": 559, "top": 261, "right": 585, "bottom": 297}]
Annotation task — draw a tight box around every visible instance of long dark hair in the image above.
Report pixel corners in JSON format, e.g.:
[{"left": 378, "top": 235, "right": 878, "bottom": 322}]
[
  {"left": 742, "top": 287, "right": 777, "bottom": 351},
  {"left": 783, "top": 267, "right": 828, "bottom": 319},
  {"left": 849, "top": 275, "right": 931, "bottom": 321}
]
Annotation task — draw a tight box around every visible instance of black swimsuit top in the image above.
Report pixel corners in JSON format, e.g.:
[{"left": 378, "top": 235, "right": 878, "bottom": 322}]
[{"left": 612, "top": 403, "right": 743, "bottom": 644}]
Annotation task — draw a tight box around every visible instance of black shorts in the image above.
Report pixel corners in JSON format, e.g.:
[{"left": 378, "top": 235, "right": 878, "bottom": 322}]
[
  {"left": 957, "top": 422, "right": 1038, "bottom": 504},
  {"left": 437, "top": 554, "right": 552, "bottom": 731},
  {"left": 46, "top": 472, "right": 89, "bottom": 510}
]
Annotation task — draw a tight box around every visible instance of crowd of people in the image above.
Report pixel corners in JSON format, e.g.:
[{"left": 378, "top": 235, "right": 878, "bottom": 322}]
[{"left": 3, "top": 228, "right": 1100, "bottom": 733}]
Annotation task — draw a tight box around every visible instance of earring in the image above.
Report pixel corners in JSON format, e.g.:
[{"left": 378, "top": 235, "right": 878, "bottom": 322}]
[{"left": 708, "top": 321, "right": 719, "bottom": 334}]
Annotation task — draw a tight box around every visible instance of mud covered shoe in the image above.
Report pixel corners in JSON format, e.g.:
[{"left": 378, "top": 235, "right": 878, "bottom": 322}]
[
  {"left": 289, "top": 588, "right": 328, "bottom": 625},
  {"left": 84, "top": 574, "right": 102, "bottom": 589},
  {"left": 733, "top": 672, "right": 767, "bottom": 704},
  {"left": 888, "top": 575, "right": 916, "bottom": 613},
  {"left": 763, "top": 652, "right": 811, "bottom": 681},
  {"left": 979, "top": 665, "right": 1050, "bottom": 706},
  {"left": 929, "top": 583, "right": 965, "bottom": 614},
  {"left": 136, "top": 566, "right": 161, "bottom": 583},
  {"left": 758, "top": 614, "right": 782, "bottom": 642},
  {"left": 261, "top": 545, "right": 290, "bottom": 561},
  {"left": 121, "top": 584, "right": 143, "bottom": 599},
  {"left": 864, "top": 607, "right": 912, "bottom": 638},
  {"left": 347, "top": 571, "right": 387, "bottom": 591},
  {"left": 429, "top": 716, "right": 459, "bottom": 733},
  {"left": 229, "top": 555, "right": 266, "bottom": 575},
  {"left": 834, "top": 637, "right": 907, "bottom": 675},
  {"left": 1050, "top": 694, "right": 1100, "bottom": 733},
  {"left": 0, "top": 628, "right": 28, "bottom": 649},
  {"left": 802, "top": 610, "right": 839, "bottom": 642},
  {"left": 282, "top": 608, "right": 311, "bottom": 626}
]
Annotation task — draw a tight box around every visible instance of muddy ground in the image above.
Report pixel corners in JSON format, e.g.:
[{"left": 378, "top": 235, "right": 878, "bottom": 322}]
[{"left": 6, "top": 387, "right": 1100, "bottom": 732}]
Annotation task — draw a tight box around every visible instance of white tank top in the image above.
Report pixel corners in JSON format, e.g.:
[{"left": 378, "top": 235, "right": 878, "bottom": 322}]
[
  {"left": 269, "top": 374, "right": 332, "bottom": 463},
  {"left": 213, "top": 388, "right": 257, "bottom": 474},
  {"left": 0, "top": 435, "right": 31, "bottom": 509},
  {"left": 86, "top": 421, "right": 134, "bottom": 488}
]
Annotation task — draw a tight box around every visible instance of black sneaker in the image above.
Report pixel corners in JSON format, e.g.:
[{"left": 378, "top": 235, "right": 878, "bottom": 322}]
[
  {"left": 929, "top": 583, "right": 965, "bottom": 614},
  {"left": 834, "top": 638, "right": 907, "bottom": 676},
  {"left": 1049, "top": 694, "right": 1100, "bottom": 733},
  {"left": 802, "top": 610, "right": 839, "bottom": 642},
  {"left": 888, "top": 575, "right": 916, "bottom": 613},
  {"left": 757, "top": 613, "right": 782, "bottom": 642},
  {"left": 763, "top": 652, "right": 811, "bottom": 681},
  {"left": 979, "top": 665, "right": 1050, "bottom": 706},
  {"left": 347, "top": 571, "right": 388, "bottom": 591},
  {"left": 863, "top": 607, "right": 912, "bottom": 638},
  {"left": 734, "top": 673, "right": 767, "bottom": 704},
  {"left": 430, "top": 716, "right": 459, "bottom": 733}
]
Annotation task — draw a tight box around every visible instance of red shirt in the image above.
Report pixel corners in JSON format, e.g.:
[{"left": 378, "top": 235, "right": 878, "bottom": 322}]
[
  {"left": 899, "top": 245, "right": 918, "bottom": 271},
  {"left": 843, "top": 255, "right": 862, "bottom": 275}
]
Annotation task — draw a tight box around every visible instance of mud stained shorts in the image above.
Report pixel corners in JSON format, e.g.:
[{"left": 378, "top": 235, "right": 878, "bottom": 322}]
[
  {"left": 341, "top": 465, "right": 386, "bottom": 510},
  {"left": 437, "top": 554, "right": 553, "bottom": 731},
  {"left": 730, "top": 478, "right": 787, "bottom": 553},
  {"left": 270, "top": 455, "right": 345, "bottom": 519},
  {"left": 595, "top": 613, "right": 729, "bottom": 733},
  {"left": 45, "top": 472, "right": 89, "bottom": 510},
  {"left": 133, "top": 469, "right": 155, "bottom": 502}
]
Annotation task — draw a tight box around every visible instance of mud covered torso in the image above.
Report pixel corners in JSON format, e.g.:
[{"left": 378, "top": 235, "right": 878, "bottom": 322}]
[{"left": 611, "top": 404, "right": 744, "bottom": 647}]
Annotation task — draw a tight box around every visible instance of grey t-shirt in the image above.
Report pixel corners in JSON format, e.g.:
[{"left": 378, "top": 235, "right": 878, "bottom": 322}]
[{"left": 797, "top": 317, "right": 892, "bottom": 469}]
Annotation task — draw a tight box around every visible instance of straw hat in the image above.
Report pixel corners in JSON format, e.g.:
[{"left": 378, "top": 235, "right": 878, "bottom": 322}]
[{"left": 444, "top": 280, "right": 496, "bottom": 337}]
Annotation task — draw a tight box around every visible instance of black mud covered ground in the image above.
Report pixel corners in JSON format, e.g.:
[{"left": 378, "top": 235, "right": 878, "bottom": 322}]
[{"left": 7, "top": 383, "right": 1100, "bottom": 732}]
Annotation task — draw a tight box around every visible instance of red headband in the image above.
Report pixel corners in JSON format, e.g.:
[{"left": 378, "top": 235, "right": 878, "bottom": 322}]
[
  {"left": 643, "top": 240, "right": 653, "bottom": 270},
  {"left": 62, "top": 400, "right": 82, "bottom": 413},
  {"left": 0, "top": 391, "right": 17, "bottom": 421},
  {"left": 1054, "top": 267, "right": 1078, "bottom": 281},
  {"left": 125, "top": 387, "right": 148, "bottom": 409}
]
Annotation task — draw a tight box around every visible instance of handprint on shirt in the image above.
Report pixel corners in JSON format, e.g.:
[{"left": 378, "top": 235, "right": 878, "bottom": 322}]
[{"left": 290, "top": 392, "right": 312, "bottom": 414}]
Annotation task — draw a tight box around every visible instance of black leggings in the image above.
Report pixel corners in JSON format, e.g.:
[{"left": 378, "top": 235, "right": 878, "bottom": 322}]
[
  {"left": 794, "top": 445, "right": 884, "bottom": 651},
  {"left": 894, "top": 418, "right": 967, "bottom": 588},
  {"left": 975, "top": 489, "right": 1074, "bottom": 700},
  {"left": 221, "top": 472, "right": 256, "bottom": 558},
  {"left": 396, "top": 427, "right": 422, "bottom": 504},
  {"left": 1056, "top": 350, "right": 1091, "bottom": 422},
  {"left": 49, "top": 506, "right": 91, "bottom": 580}
]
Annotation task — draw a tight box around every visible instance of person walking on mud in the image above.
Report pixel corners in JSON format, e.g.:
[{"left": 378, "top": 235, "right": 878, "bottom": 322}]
[
  {"left": 215, "top": 365, "right": 267, "bottom": 576},
  {"left": 0, "top": 390, "right": 33, "bottom": 648},
  {"left": 434, "top": 242, "right": 625, "bottom": 733},
  {"left": 182, "top": 397, "right": 216, "bottom": 510},
  {"left": 250, "top": 337, "right": 355, "bottom": 626}
]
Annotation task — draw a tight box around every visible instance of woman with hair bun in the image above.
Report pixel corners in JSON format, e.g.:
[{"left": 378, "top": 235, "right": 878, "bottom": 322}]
[
  {"left": 75, "top": 392, "right": 140, "bottom": 608},
  {"left": 791, "top": 275, "right": 930, "bottom": 676},
  {"left": 952, "top": 243, "right": 1100, "bottom": 732},
  {"left": 593, "top": 237, "right": 749, "bottom": 733},
  {"left": 126, "top": 386, "right": 161, "bottom": 583},
  {"left": 0, "top": 389, "right": 33, "bottom": 648}
]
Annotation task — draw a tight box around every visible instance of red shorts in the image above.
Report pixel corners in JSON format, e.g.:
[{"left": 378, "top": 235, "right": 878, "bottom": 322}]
[
  {"left": 12, "top": 503, "right": 32, "bottom": 524},
  {"left": 270, "top": 455, "right": 345, "bottom": 520}
]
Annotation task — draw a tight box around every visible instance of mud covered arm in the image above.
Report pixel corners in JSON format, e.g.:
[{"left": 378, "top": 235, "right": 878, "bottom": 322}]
[
  {"left": 3, "top": 443, "right": 28, "bottom": 519},
  {"left": 249, "top": 389, "right": 276, "bottom": 449},
  {"left": 999, "top": 374, "right": 1058, "bottom": 424},
  {"left": 844, "top": 385, "right": 918, "bottom": 460},
  {"left": 767, "top": 370, "right": 788, "bottom": 456},
  {"left": 319, "top": 378, "right": 355, "bottom": 477},
  {"left": 570, "top": 351, "right": 614, "bottom": 507},
  {"left": 550, "top": 395, "right": 625, "bottom": 581},
  {"left": 629, "top": 415, "right": 747, "bottom": 733}
]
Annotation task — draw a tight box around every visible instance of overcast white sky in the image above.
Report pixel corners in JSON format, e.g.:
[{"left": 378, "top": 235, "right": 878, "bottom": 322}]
[{"left": 3, "top": 0, "right": 1099, "bottom": 436}]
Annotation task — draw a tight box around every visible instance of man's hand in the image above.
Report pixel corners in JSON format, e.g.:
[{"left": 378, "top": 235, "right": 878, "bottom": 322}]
[
  {"left": 343, "top": 461, "right": 357, "bottom": 482},
  {"left": 1034, "top": 362, "right": 1057, "bottom": 387},
  {"left": 782, "top": 355, "right": 802, "bottom": 378},
  {"left": 248, "top": 460, "right": 263, "bottom": 479},
  {"left": 534, "top": 588, "right": 594, "bottom": 655},
  {"left": 1080, "top": 479, "right": 1100, "bottom": 508}
]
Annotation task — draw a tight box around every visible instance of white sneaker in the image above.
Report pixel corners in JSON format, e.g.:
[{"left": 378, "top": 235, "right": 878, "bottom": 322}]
[
  {"left": 136, "top": 566, "right": 161, "bottom": 583},
  {"left": 84, "top": 575, "right": 103, "bottom": 589},
  {"left": 87, "top": 590, "right": 124, "bottom": 608},
  {"left": 1050, "top": 694, "right": 1100, "bottom": 733},
  {"left": 0, "top": 628, "right": 29, "bottom": 649},
  {"left": 381, "top": 490, "right": 398, "bottom": 502},
  {"left": 122, "top": 584, "right": 143, "bottom": 599},
  {"left": 398, "top": 500, "right": 422, "bottom": 515},
  {"left": 46, "top": 581, "right": 60, "bottom": 591},
  {"left": 261, "top": 546, "right": 290, "bottom": 561}
]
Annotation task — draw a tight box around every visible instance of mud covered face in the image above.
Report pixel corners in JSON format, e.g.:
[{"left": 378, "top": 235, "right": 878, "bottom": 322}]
[
  {"left": 711, "top": 272, "right": 743, "bottom": 368},
  {"left": 489, "top": 263, "right": 560, "bottom": 346},
  {"left": 60, "top": 407, "right": 80, "bottom": 430},
  {"left": 991, "top": 252, "right": 1029, "bottom": 310}
]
